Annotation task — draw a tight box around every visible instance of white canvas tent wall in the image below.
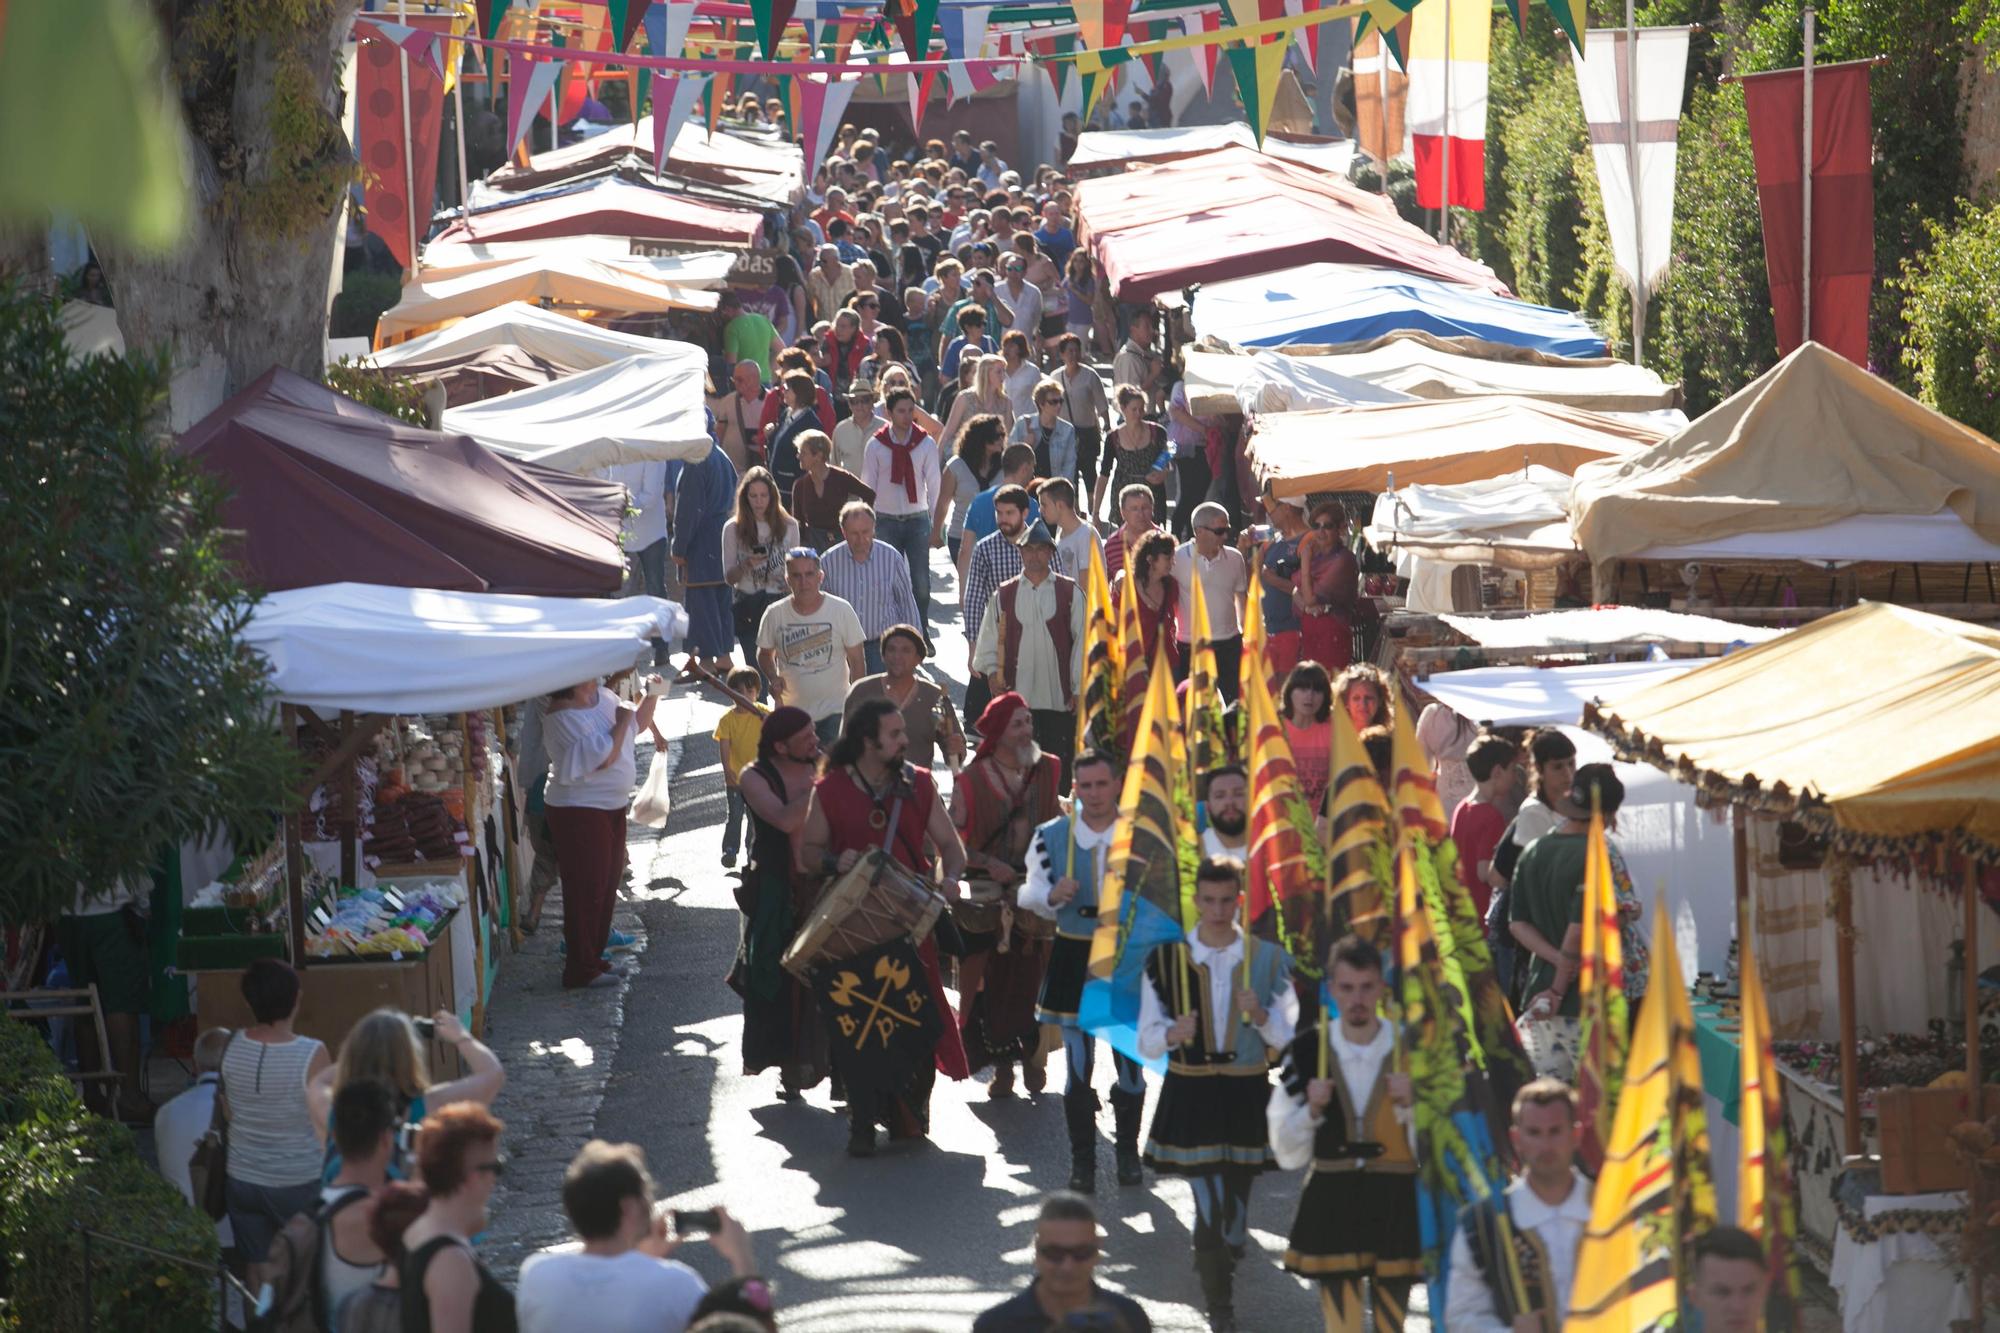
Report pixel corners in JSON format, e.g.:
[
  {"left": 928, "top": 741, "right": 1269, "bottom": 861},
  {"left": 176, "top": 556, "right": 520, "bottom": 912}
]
[
  {"left": 367, "top": 302, "right": 676, "bottom": 374},
  {"left": 1366, "top": 466, "right": 1579, "bottom": 570},
  {"left": 1183, "top": 347, "right": 1417, "bottom": 416},
  {"left": 441, "top": 349, "right": 714, "bottom": 472},
  {"left": 242, "top": 583, "right": 687, "bottom": 715},
  {"left": 1272, "top": 333, "right": 1681, "bottom": 413},
  {"left": 372, "top": 252, "right": 727, "bottom": 345}
]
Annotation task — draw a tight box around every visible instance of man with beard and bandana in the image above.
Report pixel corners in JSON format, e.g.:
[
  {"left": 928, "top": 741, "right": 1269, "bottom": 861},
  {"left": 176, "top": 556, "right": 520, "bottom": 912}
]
[
  {"left": 1199, "top": 766, "right": 1249, "bottom": 864},
  {"left": 1019, "top": 749, "right": 1150, "bottom": 1194},
  {"left": 798, "top": 698, "right": 972, "bottom": 1157},
  {"left": 735, "top": 707, "right": 833, "bottom": 1103},
  {"left": 950, "top": 691, "right": 1062, "bottom": 1097}
]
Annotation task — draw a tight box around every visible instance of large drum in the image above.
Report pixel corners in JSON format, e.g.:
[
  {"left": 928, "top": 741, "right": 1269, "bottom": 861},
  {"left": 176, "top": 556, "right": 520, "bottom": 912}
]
[{"left": 783, "top": 848, "right": 948, "bottom": 980}]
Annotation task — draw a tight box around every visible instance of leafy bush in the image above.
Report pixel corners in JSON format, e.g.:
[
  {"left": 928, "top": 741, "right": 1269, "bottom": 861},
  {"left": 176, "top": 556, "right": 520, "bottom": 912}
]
[
  {"left": 0, "top": 1021, "right": 220, "bottom": 1331},
  {"left": 1897, "top": 197, "right": 2000, "bottom": 438},
  {"left": 329, "top": 268, "right": 404, "bottom": 341},
  {"left": 324, "top": 357, "right": 430, "bottom": 426}
]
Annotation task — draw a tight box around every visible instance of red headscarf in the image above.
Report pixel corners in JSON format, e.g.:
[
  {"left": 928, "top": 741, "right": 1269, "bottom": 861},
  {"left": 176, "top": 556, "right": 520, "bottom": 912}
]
[{"left": 973, "top": 690, "right": 1029, "bottom": 761}]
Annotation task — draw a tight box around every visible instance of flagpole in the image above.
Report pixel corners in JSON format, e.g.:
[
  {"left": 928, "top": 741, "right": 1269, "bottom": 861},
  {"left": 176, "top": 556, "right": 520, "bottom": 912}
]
[
  {"left": 1801, "top": 4, "right": 1815, "bottom": 344},
  {"left": 397, "top": 0, "right": 418, "bottom": 270},
  {"left": 1625, "top": 0, "right": 1645, "bottom": 365},
  {"left": 1439, "top": 0, "right": 1452, "bottom": 246}
]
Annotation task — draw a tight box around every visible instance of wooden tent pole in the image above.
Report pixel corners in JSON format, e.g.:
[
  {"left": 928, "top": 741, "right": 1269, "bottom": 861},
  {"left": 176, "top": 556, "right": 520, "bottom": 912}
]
[
  {"left": 1833, "top": 854, "right": 1861, "bottom": 1156},
  {"left": 1969, "top": 854, "right": 1984, "bottom": 1326},
  {"left": 283, "top": 704, "right": 309, "bottom": 970},
  {"left": 1733, "top": 805, "right": 1750, "bottom": 912}
]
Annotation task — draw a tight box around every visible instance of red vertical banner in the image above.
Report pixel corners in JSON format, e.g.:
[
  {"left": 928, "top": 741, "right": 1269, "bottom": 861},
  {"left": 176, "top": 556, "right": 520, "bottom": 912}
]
[
  {"left": 356, "top": 25, "right": 447, "bottom": 270},
  {"left": 1740, "top": 62, "right": 1874, "bottom": 366}
]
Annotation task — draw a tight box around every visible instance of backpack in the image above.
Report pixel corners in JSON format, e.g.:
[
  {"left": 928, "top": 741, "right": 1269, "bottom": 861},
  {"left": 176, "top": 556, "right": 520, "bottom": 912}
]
[
  {"left": 250, "top": 1187, "right": 371, "bottom": 1333},
  {"left": 330, "top": 1281, "right": 401, "bottom": 1333}
]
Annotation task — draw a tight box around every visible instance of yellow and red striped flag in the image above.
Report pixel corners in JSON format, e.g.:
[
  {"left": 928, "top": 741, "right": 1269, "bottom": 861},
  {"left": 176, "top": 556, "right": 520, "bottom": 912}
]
[
  {"left": 1114, "top": 543, "right": 1149, "bottom": 758},
  {"left": 1075, "top": 534, "right": 1124, "bottom": 765},
  {"left": 1184, "top": 564, "right": 1230, "bottom": 782},
  {"left": 1324, "top": 702, "right": 1392, "bottom": 955},
  {"left": 1242, "top": 629, "right": 1324, "bottom": 960},
  {"left": 1576, "top": 804, "right": 1630, "bottom": 1175},
  {"left": 1739, "top": 914, "right": 1802, "bottom": 1326}
]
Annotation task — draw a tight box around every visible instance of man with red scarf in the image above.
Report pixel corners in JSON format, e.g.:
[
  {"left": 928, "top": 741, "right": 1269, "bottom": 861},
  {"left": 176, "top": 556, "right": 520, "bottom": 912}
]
[
  {"left": 860, "top": 387, "right": 941, "bottom": 637},
  {"left": 798, "top": 697, "right": 970, "bottom": 1157},
  {"left": 949, "top": 691, "right": 1063, "bottom": 1098}
]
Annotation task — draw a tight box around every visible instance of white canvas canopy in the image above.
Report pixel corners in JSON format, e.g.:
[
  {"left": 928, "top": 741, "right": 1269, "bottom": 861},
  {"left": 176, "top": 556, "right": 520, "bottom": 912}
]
[
  {"left": 412, "top": 235, "right": 661, "bottom": 280},
  {"left": 1183, "top": 347, "right": 1416, "bottom": 416},
  {"left": 373, "top": 252, "right": 727, "bottom": 345},
  {"left": 1435, "top": 606, "right": 1783, "bottom": 650},
  {"left": 243, "top": 583, "right": 686, "bottom": 715},
  {"left": 1069, "top": 122, "right": 1357, "bottom": 176},
  {"left": 367, "top": 302, "right": 674, "bottom": 374},
  {"left": 441, "top": 349, "right": 714, "bottom": 472},
  {"left": 1365, "top": 466, "right": 1579, "bottom": 570},
  {"left": 1281, "top": 333, "right": 1681, "bottom": 413}
]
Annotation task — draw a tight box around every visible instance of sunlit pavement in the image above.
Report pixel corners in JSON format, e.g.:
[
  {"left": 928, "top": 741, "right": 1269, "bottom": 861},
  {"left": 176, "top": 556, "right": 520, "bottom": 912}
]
[{"left": 481, "top": 551, "right": 1419, "bottom": 1330}]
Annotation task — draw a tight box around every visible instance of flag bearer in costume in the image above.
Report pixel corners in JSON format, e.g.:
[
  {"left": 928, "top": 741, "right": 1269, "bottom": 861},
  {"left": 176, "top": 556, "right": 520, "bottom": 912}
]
[
  {"left": 1268, "top": 934, "right": 1422, "bottom": 1333},
  {"left": 1444, "top": 1077, "right": 1592, "bottom": 1332},
  {"left": 951, "top": 690, "right": 1062, "bottom": 1096},
  {"left": 1138, "top": 856, "right": 1296, "bottom": 1333},
  {"left": 797, "top": 698, "right": 972, "bottom": 1157},
  {"left": 1020, "top": 749, "right": 1149, "bottom": 1193}
]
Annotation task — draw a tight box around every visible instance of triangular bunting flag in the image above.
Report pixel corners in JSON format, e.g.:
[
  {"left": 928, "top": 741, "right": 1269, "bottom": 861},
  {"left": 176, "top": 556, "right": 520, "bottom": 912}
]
[
  {"left": 945, "top": 59, "right": 971, "bottom": 105},
  {"left": 651, "top": 74, "right": 710, "bottom": 180},
  {"left": 642, "top": 0, "right": 694, "bottom": 65},
  {"left": 748, "top": 0, "right": 800, "bottom": 59},
  {"left": 1224, "top": 38, "right": 1289, "bottom": 144},
  {"left": 938, "top": 3, "right": 990, "bottom": 60},
  {"left": 476, "top": 0, "right": 508, "bottom": 39},
  {"left": 1073, "top": 0, "right": 1133, "bottom": 54},
  {"left": 905, "top": 66, "right": 937, "bottom": 135},
  {"left": 506, "top": 53, "right": 564, "bottom": 156},
  {"left": 892, "top": 0, "right": 941, "bottom": 62},
  {"left": 1294, "top": 0, "right": 1324, "bottom": 72},
  {"left": 796, "top": 72, "right": 861, "bottom": 177},
  {"left": 1184, "top": 13, "right": 1221, "bottom": 94}
]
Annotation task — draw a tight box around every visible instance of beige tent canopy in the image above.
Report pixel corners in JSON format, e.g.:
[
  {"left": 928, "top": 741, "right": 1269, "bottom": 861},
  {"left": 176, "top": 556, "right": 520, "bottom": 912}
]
[
  {"left": 1250, "top": 395, "right": 1669, "bottom": 498},
  {"left": 1571, "top": 342, "right": 2000, "bottom": 564},
  {"left": 373, "top": 252, "right": 727, "bottom": 347}
]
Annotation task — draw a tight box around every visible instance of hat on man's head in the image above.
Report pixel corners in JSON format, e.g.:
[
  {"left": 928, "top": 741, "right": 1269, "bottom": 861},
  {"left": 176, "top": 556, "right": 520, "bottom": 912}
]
[
  {"left": 757, "top": 706, "right": 814, "bottom": 762},
  {"left": 1015, "top": 519, "right": 1057, "bottom": 549}
]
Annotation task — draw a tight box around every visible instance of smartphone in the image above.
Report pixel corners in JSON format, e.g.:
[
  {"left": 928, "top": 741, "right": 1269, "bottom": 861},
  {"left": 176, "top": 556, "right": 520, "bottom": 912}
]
[
  {"left": 671, "top": 1208, "right": 722, "bottom": 1235},
  {"left": 412, "top": 1017, "right": 438, "bottom": 1040},
  {"left": 1250, "top": 523, "right": 1273, "bottom": 543}
]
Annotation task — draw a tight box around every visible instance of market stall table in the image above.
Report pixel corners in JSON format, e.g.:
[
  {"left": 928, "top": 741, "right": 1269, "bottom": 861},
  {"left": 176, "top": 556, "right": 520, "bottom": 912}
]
[{"left": 1830, "top": 1167, "right": 1975, "bottom": 1333}]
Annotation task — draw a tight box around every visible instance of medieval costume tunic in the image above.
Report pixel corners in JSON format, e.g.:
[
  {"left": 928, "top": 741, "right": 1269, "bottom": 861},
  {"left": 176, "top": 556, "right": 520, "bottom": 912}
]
[
  {"left": 812, "top": 760, "right": 969, "bottom": 1138},
  {"left": 735, "top": 747, "right": 829, "bottom": 1090},
  {"left": 1020, "top": 810, "right": 1149, "bottom": 1190},
  {"left": 1442, "top": 1169, "right": 1591, "bottom": 1332},
  {"left": 952, "top": 696, "right": 1062, "bottom": 1072},
  {"left": 1268, "top": 1019, "right": 1425, "bottom": 1333},
  {"left": 1139, "top": 931, "right": 1295, "bottom": 1329}
]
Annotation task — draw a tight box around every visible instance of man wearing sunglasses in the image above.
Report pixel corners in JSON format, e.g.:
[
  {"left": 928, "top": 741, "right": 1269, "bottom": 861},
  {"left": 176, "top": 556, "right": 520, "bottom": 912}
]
[
  {"left": 973, "top": 1192, "right": 1152, "bottom": 1332},
  {"left": 1173, "top": 502, "right": 1250, "bottom": 704}
]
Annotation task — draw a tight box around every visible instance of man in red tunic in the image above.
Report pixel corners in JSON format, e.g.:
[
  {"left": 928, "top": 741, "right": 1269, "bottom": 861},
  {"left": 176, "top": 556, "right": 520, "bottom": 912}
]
[
  {"left": 950, "top": 691, "right": 1062, "bottom": 1097},
  {"left": 799, "top": 697, "right": 972, "bottom": 1156}
]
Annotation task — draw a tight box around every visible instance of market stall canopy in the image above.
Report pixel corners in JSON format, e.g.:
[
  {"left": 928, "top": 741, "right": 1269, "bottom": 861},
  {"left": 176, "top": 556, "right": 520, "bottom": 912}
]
[
  {"left": 369, "top": 301, "right": 675, "bottom": 370},
  {"left": 1419, "top": 657, "right": 1711, "bottom": 729},
  {"left": 244, "top": 583, "right": 687, "bottom": 716},
  {"left": 1222, "top": 331, "right": 1680, "bottom": 412},
  {"left": 431, "top": 176, "right": 764, "bottom": 250},
  {"left": 1435, "top": 606, "right": 1784, "bottom": 650},
  {"left": 481, "top": 117, "right": 802, "bottom": 204},
  {"left": 1583, "top": 602, "right": 2000, "bottom": 855},
  {"left": 1250, "top": 395, "right": 1667, "bottom": 497},
  {"left": 372, "top": 252, "right": 726, "bottom": 346},
  {"left": 1075, "top": 148, "right": 1509, "bottom": 303},
  {"left": 441, "top": 349, "right": 714, "bottom": 472},
  {"left": 1193, "top": 263, "right": 1605, "bottom": 357},
  {"left": 1183, "top": 346, "right": 1417, "bottom": 416},
  {"left": 1572, "top": 341, "right": 2000, "bottom": 564},
  {"left": 412, "top": 234, "right": 644, "bottom": 280},
  {"left": 178, "top": 367, "right": 628, "bottom": 596},
  {"left": 1068, "top": 123, "right": 1357, "bottom": 177},
  {"left": 1365, "top": 466, "right": 1579, "bottom": 569}
]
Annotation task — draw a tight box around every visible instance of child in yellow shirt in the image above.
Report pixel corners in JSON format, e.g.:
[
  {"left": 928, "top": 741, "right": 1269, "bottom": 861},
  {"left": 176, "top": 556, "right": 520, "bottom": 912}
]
[{"left": 712, "top": 666, "right": 767, "bottom": 868}]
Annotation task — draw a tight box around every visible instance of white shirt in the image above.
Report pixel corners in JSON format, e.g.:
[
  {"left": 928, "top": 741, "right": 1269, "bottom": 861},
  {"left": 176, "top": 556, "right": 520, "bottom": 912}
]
[
  {"left": 1055, "top": 519, "right": 1101, "bottom": 579},
  {"left": 971, "top": 570, "right": 1085, "bottom": 711},
  {"left": 1001, "top": 278, "right": 1043, "bottom": 336},
  {"left": 860, "top": 428, "right": 941, "bottom": 516},
  {"left": 757, "top": 593, "right": 866, "bottom": 722},
  {"left": 1267, "top": 1019, "right": 1407, "bottom": 1170},
  {"left": 720, "top": 516, "right": 800, "bottom": 595},
  {"left": 1442, "top": 1170, "right": 1594, "bottom": 1332},
  {"left": 1137, "top": 929, "right": 1297, "bottom": 1059},
  {"left": 830, "top": 413, "right": 877, "bottom": 474},
  {"left": 543, "top": 688, "right": 636, "bottom": 810},
  {"left": 1001, "top": 359, "right": 1042, "bottom": 420},
  {"left": 70, "top": 875, "right": 148, "bottom": 916},
  {"left": 1200, "top": 826, "right": 1247, "bottom": 863},
  {"left": 1173, "top": 542, "right": 1250, "bottom": 641},
  {"left": 605, "top": 461, "right": 669, "bottom": 549},
  {"left": 1021, "top": 816, "right": 1116, "bottom": 919},
  {"left": 517, "top": 1247, "right": 708, "bottom": 1333},
  {"left": 154, "top": 1074, "right": 234, "bottom": 1245}
]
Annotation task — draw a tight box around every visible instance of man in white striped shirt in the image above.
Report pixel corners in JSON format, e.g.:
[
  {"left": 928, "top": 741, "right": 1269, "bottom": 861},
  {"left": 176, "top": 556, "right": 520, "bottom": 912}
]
[{"left": 819, "top": 501, "right": 921, "bottom": 677}]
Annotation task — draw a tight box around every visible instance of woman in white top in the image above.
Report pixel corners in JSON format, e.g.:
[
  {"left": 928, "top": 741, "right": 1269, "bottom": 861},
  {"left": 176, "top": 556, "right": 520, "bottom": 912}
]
[
  {"left": 542, "top": 673, "right": 662, "bottom": 989},
  {"left": 939, "top": 353, "right": 1015, "bottom": 457},
  {"left": 720, "top": 466, "right": 801, "bottom": 681},
  {"left": 221, "top": 956, "right": 330, "bottom": 1268},
  {"left": 932, "top": 410, "right": 1004, "bottom": 555},
  {"left": 997, "top": 330, "right": 1042, "bottom": 421}
]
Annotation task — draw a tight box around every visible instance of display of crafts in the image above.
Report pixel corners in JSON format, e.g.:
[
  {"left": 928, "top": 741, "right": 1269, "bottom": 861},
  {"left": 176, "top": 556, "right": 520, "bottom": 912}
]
[
  {"left": 1775, "top": 1029, "right": 2000, "bottom": 1105},
  {"left": 303, "top": 875, "right": 465, "bottom": 958}
]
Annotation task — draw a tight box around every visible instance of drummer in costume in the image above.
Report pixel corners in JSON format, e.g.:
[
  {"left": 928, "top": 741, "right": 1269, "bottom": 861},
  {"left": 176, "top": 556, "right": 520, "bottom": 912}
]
[
  {"left": 1019, "top": 748, "right": 1149, "bottom": 1193},
  {"left": 797, "top": 697, "right": 972, "bottom": 1157},
  {"left": 1268, "top": 935, "right": 1422, "bottom": 1333},
  {"left": 1138, "top": 856, "right": 1296, "bottom": 1333},
  {"left": 733, "top": 707, "right": 831, "bottom": 1099},
  {"left": 950, "top": 690, "right": 1063, "bottom": 1096}
]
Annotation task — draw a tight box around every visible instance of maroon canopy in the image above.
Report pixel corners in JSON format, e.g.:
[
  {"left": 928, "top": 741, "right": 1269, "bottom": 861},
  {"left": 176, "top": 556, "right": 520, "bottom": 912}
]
[{"left": 178, "top": 368, "right": 627, "bottom": 596}]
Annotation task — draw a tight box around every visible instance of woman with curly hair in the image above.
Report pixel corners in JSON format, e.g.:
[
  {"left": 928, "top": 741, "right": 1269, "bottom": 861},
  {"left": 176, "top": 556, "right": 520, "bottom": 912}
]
[{"left": 1334, "top": 662, "right": 1392, "bottom": 736}]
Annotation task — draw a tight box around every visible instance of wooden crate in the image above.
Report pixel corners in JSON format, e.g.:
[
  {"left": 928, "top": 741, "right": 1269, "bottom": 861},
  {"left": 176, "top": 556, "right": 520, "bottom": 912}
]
[{"left": 1876, "top": 1084, "right": 2000, "bottom": 1195}]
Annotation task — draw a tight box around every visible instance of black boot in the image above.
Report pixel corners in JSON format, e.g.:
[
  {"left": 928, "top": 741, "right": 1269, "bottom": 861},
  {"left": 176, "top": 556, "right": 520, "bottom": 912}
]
[
  {"left": 1109, "top": 1087, "right": 1144, "bottom": 1186},
  {"left": 1063, "top": 1087, "right": 1098, "bottom": 1193},
  {"left": 1193, "top": 1246, "right": 1237, "bottom": 1333}
]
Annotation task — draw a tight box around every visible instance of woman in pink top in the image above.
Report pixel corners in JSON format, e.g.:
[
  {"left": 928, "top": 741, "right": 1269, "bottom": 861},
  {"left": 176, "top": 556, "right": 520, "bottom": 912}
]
[
  {"left": 1111, "top": 529, "right": 1181, "bottom": 670},
  {"left": 1280, "top": 661, "right": 1335, "bottom": 813},
  {"left": 1295, "top": 500, "right": 1359, "bottom": 672}
]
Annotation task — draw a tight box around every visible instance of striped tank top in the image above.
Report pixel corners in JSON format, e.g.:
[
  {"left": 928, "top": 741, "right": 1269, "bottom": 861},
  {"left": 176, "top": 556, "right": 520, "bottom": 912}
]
[{"left": 222, "top": 1033, "right": 325, "bottom": 1186}]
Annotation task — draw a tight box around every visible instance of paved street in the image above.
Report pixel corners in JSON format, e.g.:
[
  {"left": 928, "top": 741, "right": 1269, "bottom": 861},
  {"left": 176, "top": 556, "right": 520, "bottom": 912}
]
[{"left": 479, "top": 552, "right": 1402, "bottom": 1331}]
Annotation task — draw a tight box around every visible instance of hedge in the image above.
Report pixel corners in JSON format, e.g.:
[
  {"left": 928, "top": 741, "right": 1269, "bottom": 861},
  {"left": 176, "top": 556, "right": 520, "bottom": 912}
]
[
  {"left": 0, "top": 1019, "right": 220, "bottom": 1332},
  {"left": 1897, "top": 198, "right": 2000, "bottom": 439}
]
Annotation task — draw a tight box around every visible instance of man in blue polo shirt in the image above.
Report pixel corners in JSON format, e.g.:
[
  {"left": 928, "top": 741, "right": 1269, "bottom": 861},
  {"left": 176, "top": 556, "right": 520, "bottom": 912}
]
[{"left": 973, "top": 1193, "right": 1152, "bottom": 1333}]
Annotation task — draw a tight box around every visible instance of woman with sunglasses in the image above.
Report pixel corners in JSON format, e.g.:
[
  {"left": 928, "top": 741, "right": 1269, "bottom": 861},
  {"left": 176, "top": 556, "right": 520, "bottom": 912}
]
[
  {"left": 392, "top": 1103, "right": 515, "bottom": 1332},
  {"left": 1295, "top": 501, "right": 1359, "bottom": 672}
]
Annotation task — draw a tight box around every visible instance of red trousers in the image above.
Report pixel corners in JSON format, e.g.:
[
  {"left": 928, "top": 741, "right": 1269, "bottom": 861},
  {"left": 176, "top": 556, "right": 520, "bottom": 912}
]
[
  {"left": 1299, "top": 611, "right": 1352, "bottom": 673},
  {"left": 545, "top": 804, "right": 626, "bottom": 987},
  {"left": 1264, "top": 629, "right": 1301, "bottom": 691}
]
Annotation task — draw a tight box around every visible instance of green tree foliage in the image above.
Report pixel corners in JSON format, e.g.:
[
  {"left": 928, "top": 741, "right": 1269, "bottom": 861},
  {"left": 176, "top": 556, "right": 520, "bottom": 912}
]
[
  {"left": 1897, "top": 198, "right": 2000, "bottom": 438},
  {"left": 0, "top": 285, "right": 299, "bottom": 925}
]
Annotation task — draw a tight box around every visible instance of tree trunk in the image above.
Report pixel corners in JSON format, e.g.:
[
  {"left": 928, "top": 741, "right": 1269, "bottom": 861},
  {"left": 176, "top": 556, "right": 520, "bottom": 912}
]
[{"left": 99, "top": 3, "right": 362, "bottom": 429}]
